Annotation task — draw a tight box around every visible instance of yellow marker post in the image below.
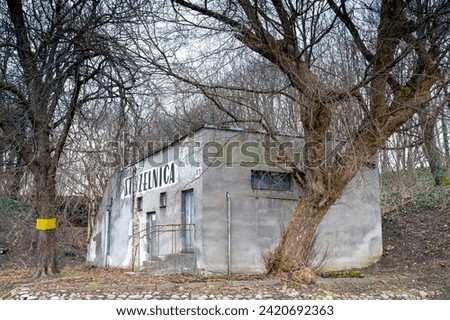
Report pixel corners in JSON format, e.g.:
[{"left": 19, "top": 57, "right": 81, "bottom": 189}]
[{"left": 36, "top": 218, "right": 57, "bottom": 230}]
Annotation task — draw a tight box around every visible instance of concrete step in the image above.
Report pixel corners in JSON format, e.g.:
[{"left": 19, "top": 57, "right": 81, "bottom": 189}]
[{"left": 141, "top": 253, "right": 197, "bottom": 275}]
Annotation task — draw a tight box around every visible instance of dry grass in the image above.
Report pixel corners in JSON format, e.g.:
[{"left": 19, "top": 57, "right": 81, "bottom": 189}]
[{"left": 0, "top": 265, "right": 269, "bottom": 297}]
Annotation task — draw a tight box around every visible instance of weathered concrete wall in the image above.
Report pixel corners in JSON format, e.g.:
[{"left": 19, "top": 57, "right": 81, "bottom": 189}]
[
  {"left": 312, "top": 168, "right": 382, "bottom": 271},
  {"left": 88, "top": 168, "right": 134, "bottom": 267},
  {"left": 135, "top": 137, "right": 204, "bottom": 265},
  {"left": 88, "top": 133, "right": 204, "bottom": 269},
  {"left": 142, "top": 253, "right": 197, "bottom": 275},
  {"left": 198, "top": 129, "right": 381, "bottom": 274},
  {"left": 198, "top": 131, "right": 299, "bottom": 273},
  {"left": 199, "top": 129, "right": 301, "bottom": 274}
]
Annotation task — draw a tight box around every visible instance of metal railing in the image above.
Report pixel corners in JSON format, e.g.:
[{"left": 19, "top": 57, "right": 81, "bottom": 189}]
[{"left": 144, "top": 223, "right": 195, "bottom": 260}]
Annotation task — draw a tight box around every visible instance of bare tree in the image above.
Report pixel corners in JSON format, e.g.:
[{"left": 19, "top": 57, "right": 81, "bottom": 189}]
[
  {"left": 420, "top": 94, "right": 449, "bottom": 185},
  {"left": 0, "top": 0, "right": 148, "bottom": 277},
  {"left": 0, "top": 133, "right": 27, "bottom": 199},
  {"left": 144, "top": 0, "right": 450, "bottom": 280},
  {"left": 441, "top": 104, "right": 450, "bottom": 172}
]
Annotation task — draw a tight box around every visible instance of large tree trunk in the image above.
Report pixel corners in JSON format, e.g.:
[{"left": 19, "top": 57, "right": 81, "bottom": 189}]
[
  {"left": 267, "top": 197, "right": 332, "bottom": 283},
  {"left": 33, "top": 171, "right": 58, "bottom": 278},
  {"left": 267, "top": 145, "right": 346, "bottom": 283}
]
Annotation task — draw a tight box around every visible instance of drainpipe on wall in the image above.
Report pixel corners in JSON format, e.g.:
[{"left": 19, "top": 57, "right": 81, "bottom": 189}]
[
  {"left": 226, "top": 192, "right": 231, "bottom": 277},
  {"left": 104, "top": 204, "right": 111, "bottom": 267}
]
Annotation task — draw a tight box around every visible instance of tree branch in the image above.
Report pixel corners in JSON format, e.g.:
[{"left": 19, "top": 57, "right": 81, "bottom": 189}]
[
  {"left": 6, "top": 0, "right": 41, "bottom": 87},
  {"left": 327, "top": 0, "right": 374, "bottom": 62}
]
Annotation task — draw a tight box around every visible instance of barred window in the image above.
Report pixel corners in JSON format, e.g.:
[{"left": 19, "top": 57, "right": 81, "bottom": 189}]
[{"left": 251, "top": 170, "right": 291, "bottom": 191}]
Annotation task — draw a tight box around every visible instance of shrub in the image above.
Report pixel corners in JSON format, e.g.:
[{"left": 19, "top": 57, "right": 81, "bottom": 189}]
[
  {"left": 0, "top": 197, "right": 28, "bottom": 213},
  {"left": 381, "top": 168, "right": 449, "bottom": 214}
]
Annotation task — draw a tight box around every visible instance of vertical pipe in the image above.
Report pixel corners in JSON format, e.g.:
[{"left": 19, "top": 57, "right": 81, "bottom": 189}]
[
  {"left": 104, "top": 204, "right": 111, "bottom": 267},
  {"left": 226, "top": 192, "right": 231, "bottom": 277}
]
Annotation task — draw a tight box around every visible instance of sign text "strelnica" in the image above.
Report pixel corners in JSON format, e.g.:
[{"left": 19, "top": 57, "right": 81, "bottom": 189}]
[{"left": 123, "top": 162, "right": 177, "bottom": 197}]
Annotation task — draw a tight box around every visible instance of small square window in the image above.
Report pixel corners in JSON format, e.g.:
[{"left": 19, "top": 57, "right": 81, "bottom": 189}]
[{"left": 160, "top": 192, "right": 167, "bottom": 208}]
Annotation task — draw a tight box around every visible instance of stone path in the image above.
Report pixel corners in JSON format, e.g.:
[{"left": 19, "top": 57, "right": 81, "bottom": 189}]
[{"left": 3, "top": 278, "right": 441, "bottom": 300}]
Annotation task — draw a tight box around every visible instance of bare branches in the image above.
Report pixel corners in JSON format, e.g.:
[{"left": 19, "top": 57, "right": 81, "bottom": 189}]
[
  {"left": 0, "top": 114, "right": 37, "bottom": 173},
  {"left": 1, "top": 0, "right": 144, "bottom": 168},
  {"left": 327, "top": 0, "right": 374, "bottom": 63},
  {"left": 0, "top": 81, "right": 31, "bottom": 110},
  {"left": 162, "top": 0, "right": 449, "bottom": 192},
  {"left": 172, "top": 0, "right": 245, "bottom": 31},
  {"left": 271, "top": 0, "right": 295, "bottom": 42},
  {"left": 0, "top": 0, "right": 156, "bottom": 276},
  {"left": 5, "top": 0, "right": 40, "bottom": 85}
]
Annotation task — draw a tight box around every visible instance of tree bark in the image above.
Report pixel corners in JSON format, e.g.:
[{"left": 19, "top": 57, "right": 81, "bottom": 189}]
[
  {"left": 33, "top": 170, "right": 58, "bottom": 278},
  {"left": 423, "top": 133, "right": 445, "bottom": 186},
  {"left": 442, "top": 109, "right": 450, "bottom": 172},
  {"left": 267, "top": 197, "right": 332, "bottom": 283},
  {"left": 420, "top": 109, "right": 446, "bottom": 186}
]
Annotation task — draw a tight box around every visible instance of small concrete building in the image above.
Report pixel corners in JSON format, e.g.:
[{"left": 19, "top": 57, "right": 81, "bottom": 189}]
[{"left": 87, "top": 126, "right": 382, "bottom": 274}]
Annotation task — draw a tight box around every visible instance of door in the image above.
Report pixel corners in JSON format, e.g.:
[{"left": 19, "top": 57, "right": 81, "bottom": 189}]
[
  {"left": 181, "top": 189, "right": 194, "bottom": 252},
  {"left": 146, "top": 212, "right": 157, "bottom": 259}
]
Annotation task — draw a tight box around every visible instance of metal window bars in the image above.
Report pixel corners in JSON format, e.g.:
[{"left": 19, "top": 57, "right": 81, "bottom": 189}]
[{"left": 140, "top": 223, "right": 195, "bottom": 261}]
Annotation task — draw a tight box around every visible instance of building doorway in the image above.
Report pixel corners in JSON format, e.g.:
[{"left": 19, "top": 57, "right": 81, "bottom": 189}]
[
  {"left": 146, "top": 212, "right": 157, "bottom": 259},
  {"left": 181, "top": 189, "right": 194, "bottom": 253}
]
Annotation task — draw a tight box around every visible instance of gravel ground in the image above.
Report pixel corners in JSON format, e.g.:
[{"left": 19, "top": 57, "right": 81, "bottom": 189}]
[{"left": 2, "top": 276, "right": 443, "bottom": 300}]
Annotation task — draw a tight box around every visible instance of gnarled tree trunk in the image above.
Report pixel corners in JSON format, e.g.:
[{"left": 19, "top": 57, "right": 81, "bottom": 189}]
[
  {"left": 267, "top": 157, "right": 352, "bottom": 282},
  {"left": 267, "top": 198, "right": 332, "bottom": 282}
]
